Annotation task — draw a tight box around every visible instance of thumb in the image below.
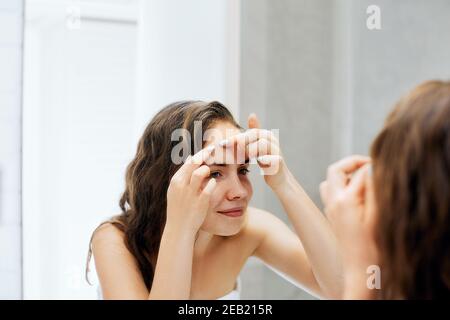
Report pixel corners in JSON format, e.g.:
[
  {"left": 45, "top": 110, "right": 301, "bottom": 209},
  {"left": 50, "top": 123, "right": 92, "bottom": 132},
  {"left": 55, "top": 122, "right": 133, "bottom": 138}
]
[
  {"left": 201, "top": 178, "right": 217, "bottom": 197},
  {"left": 248, "top": 113, "right": 261, "bottom": 129},
  {"left": 347, "top": 164, "right": 369, "bottom": 200},
  {"left": 257, "top": 155, "right": 282, "bottom": 176},
  {"left": 199, "top": 178, "right": 217, "bottom": 210},
  {"left": 364, "top": 166, "right": 377, "bottom": 225}
]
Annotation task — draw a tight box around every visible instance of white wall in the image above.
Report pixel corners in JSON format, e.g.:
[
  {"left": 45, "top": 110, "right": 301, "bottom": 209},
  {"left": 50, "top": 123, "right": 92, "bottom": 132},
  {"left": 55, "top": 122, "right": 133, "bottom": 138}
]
[
  {"left": 239, "top": 0, "right": 450, "bottom": 299},
  {"left": 0, "top": 0, "right": 23, "bottom": 299},
  {"left": 134, "top": 0, "right": 241, "bottom": 140},
  {"left": 22, "top": 0, "right": 139, "bottom": 299}
]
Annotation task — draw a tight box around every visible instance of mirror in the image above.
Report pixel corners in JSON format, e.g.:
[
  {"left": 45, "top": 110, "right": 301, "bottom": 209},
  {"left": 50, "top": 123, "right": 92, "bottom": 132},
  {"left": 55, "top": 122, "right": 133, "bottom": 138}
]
[{"left": 1, "top": 0, "right": 449, "bottom": 299}]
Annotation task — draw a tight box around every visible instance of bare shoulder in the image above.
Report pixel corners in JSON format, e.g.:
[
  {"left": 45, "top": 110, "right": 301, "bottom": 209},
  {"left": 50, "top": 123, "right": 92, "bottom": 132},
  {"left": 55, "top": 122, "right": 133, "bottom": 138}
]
[
  {"left": 91, "top": 222, "right": 126, "bottom": 252},
  {"left": 245, "top": 206, "right": 284, "bottom": 231},
  {"left": 90, "top": 221, "right": 147, "bottom": 299},
  {"left": 91, "top": 221, "right": 141, "bottom": 273},
  {"left": 241, "top": 207, "right": 285, "bottom": 244}
]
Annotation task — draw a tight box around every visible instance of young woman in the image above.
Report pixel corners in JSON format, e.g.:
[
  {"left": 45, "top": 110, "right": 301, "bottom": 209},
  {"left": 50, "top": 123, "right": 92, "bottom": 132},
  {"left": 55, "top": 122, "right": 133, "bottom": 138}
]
[
  {"left": 321, "top": 80, "right": 450, "bottom": 299},
  {"left": 87, "top": 100, "right": 342, "bottom": 299}
]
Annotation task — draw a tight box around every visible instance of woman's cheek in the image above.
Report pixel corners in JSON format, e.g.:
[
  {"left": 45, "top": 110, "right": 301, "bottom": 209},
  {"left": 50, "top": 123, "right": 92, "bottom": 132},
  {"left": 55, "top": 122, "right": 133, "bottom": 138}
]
[
  {"left": 208, "top": 181, "right": 225, "bottom": 209},
  {"left": 242, "top": 177, "right": 253, "bottom": 200}
]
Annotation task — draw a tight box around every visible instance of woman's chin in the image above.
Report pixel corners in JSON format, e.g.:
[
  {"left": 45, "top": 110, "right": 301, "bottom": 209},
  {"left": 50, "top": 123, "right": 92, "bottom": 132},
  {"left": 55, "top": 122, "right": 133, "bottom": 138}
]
[{"left": 201, "top": 212, "right": 247, "bottom": 236}]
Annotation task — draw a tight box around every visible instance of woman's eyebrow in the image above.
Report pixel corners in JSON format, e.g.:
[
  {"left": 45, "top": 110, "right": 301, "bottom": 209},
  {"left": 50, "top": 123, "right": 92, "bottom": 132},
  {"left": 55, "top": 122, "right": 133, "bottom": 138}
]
[
  {"left": 209, "top": 159, "right": 250, "bottom": 166},
  {"left": 210, "top": 163, "right": 227, "bottom": 167}
]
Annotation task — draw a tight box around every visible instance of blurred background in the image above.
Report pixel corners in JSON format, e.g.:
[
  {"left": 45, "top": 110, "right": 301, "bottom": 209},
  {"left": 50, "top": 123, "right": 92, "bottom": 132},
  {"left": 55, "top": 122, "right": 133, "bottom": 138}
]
[{"left": 0, "top": 0, "right": 449, "bottom": 299}]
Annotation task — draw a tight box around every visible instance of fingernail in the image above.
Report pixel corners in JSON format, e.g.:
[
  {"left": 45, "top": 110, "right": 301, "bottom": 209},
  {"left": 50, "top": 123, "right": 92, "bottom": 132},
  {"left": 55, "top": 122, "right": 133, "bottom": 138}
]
[
  {"left": 219, "top": 139, "right": 229, "bottom": 147},
  {"left": 206, "top": 145, "right": 215, "bottom": 152}
]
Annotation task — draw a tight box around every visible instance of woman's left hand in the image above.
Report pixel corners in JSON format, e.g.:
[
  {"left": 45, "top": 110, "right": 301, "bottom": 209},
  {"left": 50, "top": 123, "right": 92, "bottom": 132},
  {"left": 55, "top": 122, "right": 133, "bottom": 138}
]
[
  {"left": 221, "top": 114, "right": 289, "bottom": 191},
  {"left": 320, "top": 156, "right": 379, "bottom": 297}
]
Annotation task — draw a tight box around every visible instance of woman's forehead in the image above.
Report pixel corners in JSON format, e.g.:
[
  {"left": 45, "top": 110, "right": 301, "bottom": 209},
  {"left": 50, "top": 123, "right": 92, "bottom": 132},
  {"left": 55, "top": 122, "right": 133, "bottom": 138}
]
[{"left": 203, "top": 122, "right": 241, "bottom": 146}]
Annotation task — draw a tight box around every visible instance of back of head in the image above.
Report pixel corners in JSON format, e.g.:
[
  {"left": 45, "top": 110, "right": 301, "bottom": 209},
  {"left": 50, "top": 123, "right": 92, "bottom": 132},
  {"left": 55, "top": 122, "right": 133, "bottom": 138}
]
[{"left": 371, "top": 80, "right": 450, "bottom": 299}]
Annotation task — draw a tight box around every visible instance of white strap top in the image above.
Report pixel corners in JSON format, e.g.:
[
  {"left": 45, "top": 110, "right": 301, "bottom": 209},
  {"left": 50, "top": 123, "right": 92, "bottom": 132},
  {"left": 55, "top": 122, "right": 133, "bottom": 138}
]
[{"left": 217, "top": 277, "right": 241, "bottom": 300}]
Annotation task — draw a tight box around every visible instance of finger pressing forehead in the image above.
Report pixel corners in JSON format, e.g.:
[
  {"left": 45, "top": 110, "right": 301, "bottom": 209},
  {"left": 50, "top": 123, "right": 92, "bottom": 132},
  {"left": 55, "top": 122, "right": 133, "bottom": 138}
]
[
  {"left": 190, "top": 145, "right": 215, "bottom": 165},
  {"left": 174, "top": 146, "right": 215, "bottom": 184},
  {"left": 224, "top": 128, "right": 273, "bottom": 147},
  {"left": 205, "top": 145, "right": 248, "bottom": 165},
  {"left": 246, "top": 138, "right": 273, "bottom": 160}
]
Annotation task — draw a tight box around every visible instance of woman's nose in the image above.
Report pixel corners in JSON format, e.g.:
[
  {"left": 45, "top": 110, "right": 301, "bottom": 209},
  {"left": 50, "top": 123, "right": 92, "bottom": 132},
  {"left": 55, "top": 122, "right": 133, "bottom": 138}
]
[{"left": 226, "top": 177, "right": 248, "bottom": 200}]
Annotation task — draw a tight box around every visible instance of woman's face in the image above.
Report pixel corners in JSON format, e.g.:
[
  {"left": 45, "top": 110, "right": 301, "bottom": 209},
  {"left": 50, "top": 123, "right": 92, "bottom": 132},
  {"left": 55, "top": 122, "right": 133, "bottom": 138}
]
[{"left": 199, "top": 121, "right": 253, "bottom": 236}]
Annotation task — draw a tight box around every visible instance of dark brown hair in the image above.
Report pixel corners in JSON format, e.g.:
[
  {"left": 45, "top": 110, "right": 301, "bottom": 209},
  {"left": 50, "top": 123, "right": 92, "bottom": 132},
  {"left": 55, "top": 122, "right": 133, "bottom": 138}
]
[
  {"left": 86, "top": 100, "right": 240, "bottom": 289},
  {"left": 371, "top": 80, "right": 450, "bottom": 299}
]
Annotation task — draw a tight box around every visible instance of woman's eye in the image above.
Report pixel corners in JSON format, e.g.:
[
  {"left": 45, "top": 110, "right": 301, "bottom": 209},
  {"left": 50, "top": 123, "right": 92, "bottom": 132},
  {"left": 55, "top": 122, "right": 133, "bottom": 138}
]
[
  {"left": 239, "top": 168, "right": 250, "bottom": 175},
  {"left": 210, "top": 171, "right": 222, "bottom": 178}
]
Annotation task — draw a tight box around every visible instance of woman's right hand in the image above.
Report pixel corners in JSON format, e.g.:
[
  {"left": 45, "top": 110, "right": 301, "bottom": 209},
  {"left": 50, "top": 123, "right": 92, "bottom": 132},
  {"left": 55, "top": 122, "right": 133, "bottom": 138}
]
[{"left": 166, "top": 146, "right": 217, "bottom": 235}]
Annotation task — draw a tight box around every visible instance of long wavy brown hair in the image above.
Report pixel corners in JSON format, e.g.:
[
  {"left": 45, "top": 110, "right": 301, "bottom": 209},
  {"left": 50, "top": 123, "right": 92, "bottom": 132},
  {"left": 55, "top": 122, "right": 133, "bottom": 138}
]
[
  {"left": 371, "top": 80, "right": 450, "bottom": 299},
  {"left": 86, "top": 100, "right": 240, "bottom": 290}
]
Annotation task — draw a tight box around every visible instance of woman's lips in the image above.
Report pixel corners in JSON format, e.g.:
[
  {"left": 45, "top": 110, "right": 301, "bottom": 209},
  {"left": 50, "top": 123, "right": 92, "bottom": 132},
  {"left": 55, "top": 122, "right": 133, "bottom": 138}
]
[{"left": 217, "top": 207, "right": 244, "bottom": 217}]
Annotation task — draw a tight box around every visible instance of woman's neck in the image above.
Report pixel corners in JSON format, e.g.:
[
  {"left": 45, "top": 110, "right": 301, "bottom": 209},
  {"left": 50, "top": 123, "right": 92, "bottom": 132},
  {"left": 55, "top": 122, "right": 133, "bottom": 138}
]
[{"left": 194, "top": 230, "right": 216, "bottom": 258}]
